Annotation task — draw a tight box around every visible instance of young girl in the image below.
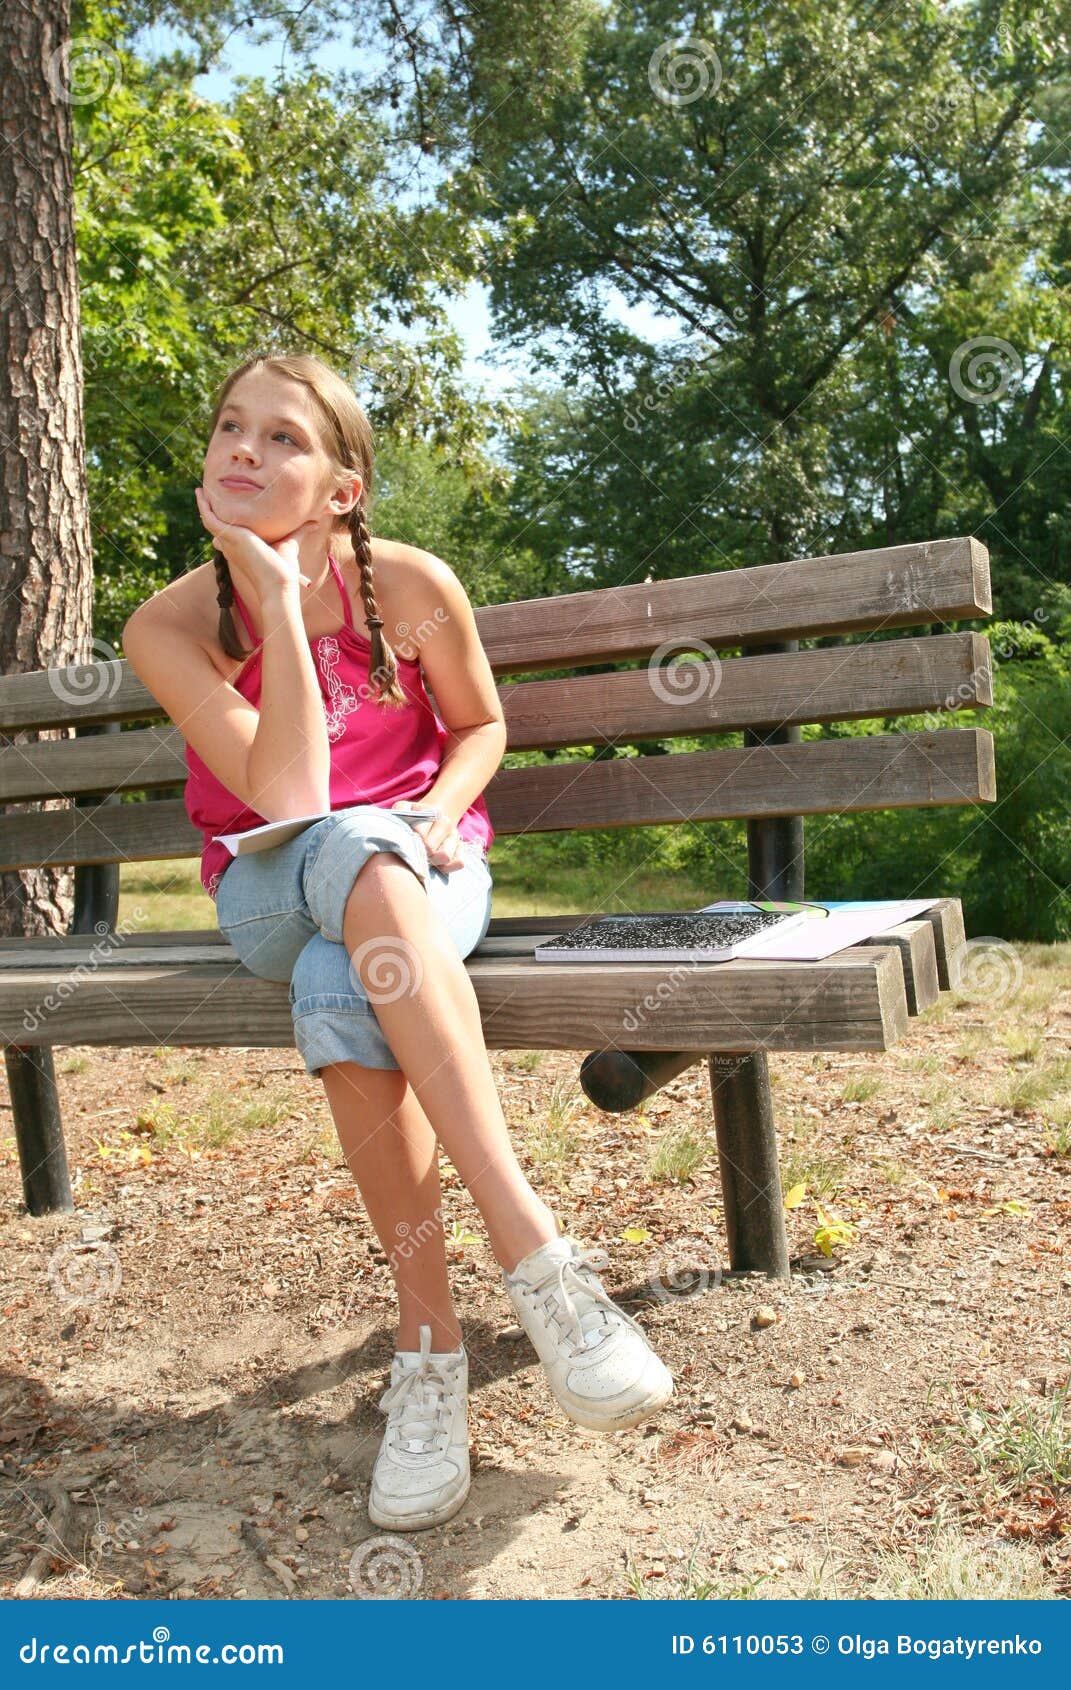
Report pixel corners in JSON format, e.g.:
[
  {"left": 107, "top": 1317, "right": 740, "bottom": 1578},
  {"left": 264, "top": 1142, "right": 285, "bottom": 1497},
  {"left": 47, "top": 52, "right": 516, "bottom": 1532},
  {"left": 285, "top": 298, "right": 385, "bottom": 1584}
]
[{"left": 121, "top": 351, "right": 673, "bottom": 1533}]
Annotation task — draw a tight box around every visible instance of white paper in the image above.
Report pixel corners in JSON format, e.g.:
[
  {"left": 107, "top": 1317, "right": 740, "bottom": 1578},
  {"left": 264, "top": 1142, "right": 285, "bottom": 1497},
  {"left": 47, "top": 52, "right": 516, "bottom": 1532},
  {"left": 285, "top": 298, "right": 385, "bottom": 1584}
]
[
  {"left": 212, "top": 806, "right": 442, "bottom": 857},
  {"left": 712, "top": 898, "right": 943, "bottom": 961}
]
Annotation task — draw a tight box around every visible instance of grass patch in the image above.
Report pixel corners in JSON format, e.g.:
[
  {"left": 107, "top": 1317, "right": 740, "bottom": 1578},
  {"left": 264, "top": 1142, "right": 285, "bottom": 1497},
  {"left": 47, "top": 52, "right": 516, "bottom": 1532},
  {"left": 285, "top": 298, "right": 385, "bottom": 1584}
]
[
  {"left": 296, "top": 1120, "right": 345, "bottom": 1165},
  {"left": 119, "top": 846, "right": 730, "bottom": 935},
  {"left": 119, "top": 858, "right": 216, "bottom": 934},
  {"left": 1042, "top": 1101, "right": 1071, "bottom": 1157},
  {"left": 868, "top": 1524, "right": 1053, "bottom": 1600},
  {"left": 646, "top": 1123, "right": 714, "bottom": 1185},
  {"left": 901, "top": 1051, "right": 943, "bottom": 1074},
  {"left": 1010, "top": 983, "right": 1062, "bottom": 1017},
  {"left": 839, "top": 1073, "right": 884, "bottom": 1103},
  {"left": 927, "top": 1101, "right": 959, "bottom": 1134},
  {"left": 780, "top": 1150, "right": 845, "bottom": 1200},
  {"left": 526, "top": 1078, "right": 585, "bottom": 1166},
  {"left": 945, "top": 1382, "right": 1071, "bottom": 1496},
  {"left": 1001, "top": 1026, "right": 1044, "bottom": 1063},
  {"left": 139, "top": 1093, "right": 293, "bottom": 1151},
  {"left": 1001, "top": 1058, "right": 1071, "bottom": 1116},
  {"left": 951, "top": 1031, "right": 988, "bottom": 1062},
  {"left": 162, "top": 1062, "right": 197, "bottom": 1086},
  {"left": 623, "top": 1526, "right": 773, "bottom": 1600}
]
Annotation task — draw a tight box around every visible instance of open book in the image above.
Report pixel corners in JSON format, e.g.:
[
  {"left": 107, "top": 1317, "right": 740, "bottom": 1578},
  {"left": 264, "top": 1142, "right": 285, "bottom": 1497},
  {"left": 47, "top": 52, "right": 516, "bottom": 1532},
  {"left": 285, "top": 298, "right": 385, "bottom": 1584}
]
[
  {"left": 533, "top": 902, "right": 811, "bottom": 963},
  {"left": 212, "top": 806, "right": 442, "bottom": 858}
]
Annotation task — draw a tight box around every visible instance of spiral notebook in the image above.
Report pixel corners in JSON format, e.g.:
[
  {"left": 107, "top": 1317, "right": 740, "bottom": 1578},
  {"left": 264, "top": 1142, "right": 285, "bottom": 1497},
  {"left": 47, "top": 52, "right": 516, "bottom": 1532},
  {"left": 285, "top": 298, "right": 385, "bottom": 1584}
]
[
  {"left": 212, "top": 807, "right": 442, "bottom": 858},
  {"left": 533, "top": 903, "right": 810, "bottom": 963},
  {"left": 533, "top": 897, "right": 943, "bottom": 963}
]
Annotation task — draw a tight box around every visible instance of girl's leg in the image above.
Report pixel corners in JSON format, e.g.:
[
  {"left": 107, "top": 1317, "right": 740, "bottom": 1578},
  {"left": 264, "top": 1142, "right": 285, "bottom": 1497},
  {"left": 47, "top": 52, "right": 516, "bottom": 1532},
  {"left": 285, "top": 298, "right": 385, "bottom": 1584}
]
[
  {"left": 341, "top": 854, "right": 559, "bottom": 1273},
  {"left": 318, "top": 1061, "right": 463, "bottom": 1354}
]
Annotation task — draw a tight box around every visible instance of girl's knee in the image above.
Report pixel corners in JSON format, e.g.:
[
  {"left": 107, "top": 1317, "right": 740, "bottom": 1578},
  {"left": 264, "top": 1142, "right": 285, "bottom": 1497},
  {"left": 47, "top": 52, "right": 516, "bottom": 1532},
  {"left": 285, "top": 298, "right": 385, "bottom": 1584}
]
[{"left": 341, "top": 848, "right": 426, "bottom": 923}]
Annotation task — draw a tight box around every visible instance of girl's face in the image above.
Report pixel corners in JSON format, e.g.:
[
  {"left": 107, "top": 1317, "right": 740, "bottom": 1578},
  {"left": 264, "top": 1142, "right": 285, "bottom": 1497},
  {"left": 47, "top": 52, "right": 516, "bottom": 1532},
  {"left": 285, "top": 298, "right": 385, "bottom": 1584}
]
[{"left": 203, "top": 367, "right": 359, "bottom": 544}]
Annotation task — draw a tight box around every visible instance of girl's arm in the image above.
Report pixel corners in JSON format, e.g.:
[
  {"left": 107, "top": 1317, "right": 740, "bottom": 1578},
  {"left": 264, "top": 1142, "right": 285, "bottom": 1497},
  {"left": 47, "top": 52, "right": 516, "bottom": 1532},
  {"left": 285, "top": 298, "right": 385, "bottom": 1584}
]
[
  {"left": 195, "top": 487, "right": 331, "bottom": 817},
  {"left": 406, "top": 556, "right": 508, "bottom": 835},
  {"left": 248, "top": 580, "right": 332, "bottom": 816}
]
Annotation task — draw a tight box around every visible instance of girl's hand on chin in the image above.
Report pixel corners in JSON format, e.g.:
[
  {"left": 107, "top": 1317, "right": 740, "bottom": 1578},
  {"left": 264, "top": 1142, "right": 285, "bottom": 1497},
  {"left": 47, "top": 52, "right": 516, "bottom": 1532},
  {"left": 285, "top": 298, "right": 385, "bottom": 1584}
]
[{"left": 195, "top": 485, "right": 319, "bottom": 597}]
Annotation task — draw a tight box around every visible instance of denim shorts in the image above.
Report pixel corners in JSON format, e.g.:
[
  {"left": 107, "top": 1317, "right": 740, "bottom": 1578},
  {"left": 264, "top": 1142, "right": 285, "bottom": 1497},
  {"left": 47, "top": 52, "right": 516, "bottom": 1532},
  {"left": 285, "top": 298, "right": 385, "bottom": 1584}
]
[{"left": 214, "top": 805, "right": 494, "bottom": 1077}]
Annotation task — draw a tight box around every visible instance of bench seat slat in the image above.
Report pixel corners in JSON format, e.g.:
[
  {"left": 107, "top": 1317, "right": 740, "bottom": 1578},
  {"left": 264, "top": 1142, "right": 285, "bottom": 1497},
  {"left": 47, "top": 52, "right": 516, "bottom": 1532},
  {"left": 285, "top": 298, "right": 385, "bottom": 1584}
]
[
  {"left": 485, "top": 899, "right": 960, "bottom": 1007},
  {"left": 1, "top": 943, "right": 908, "bottom": 1052},
  {"left": 475, "top": 537, "right": 991, "bottom": 674},
  {"left": 0, "top": 924, "right": 938, "bottom": 1012},
  {"left": 1, "top": 902, "right": 958, "bottom": 1044}
]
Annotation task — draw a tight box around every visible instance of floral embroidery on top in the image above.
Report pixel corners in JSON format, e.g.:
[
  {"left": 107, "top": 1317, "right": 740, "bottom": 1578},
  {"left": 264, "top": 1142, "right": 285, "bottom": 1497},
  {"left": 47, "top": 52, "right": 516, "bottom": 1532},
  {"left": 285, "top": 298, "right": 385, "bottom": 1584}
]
[
  {"left": 316, "top": 635, "right": 361, "bottom": 740},
  {"left": 205, "top": 868, "right": 223, "bottom": 901}
]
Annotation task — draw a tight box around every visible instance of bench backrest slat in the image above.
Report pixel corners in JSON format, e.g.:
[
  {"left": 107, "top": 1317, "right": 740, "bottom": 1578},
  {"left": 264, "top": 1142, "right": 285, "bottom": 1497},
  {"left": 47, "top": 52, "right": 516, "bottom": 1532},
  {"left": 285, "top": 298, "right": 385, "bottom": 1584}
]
[
  {"left": 464, "top": 536, "right": 990, "bottom": 672},
  {"left": 0, "top": 537, "right": 994, "bottom": 874},
  {"left": 0, "top": 536, "right": 990, "bottom": 732},
  {"left": 0, "top": 729, "right": 995, "bottom": 872},
  {"left": 0, "top": 632, "right": 992, "bottom": 804}
]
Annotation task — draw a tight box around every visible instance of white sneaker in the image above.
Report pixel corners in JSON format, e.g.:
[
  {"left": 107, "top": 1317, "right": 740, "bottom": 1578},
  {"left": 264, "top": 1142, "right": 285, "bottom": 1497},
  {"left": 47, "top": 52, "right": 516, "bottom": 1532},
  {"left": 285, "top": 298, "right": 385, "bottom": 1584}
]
[
  {"left": 503, "top": 1235, "right": 674, "bottom": 1432},
  {"left": 367, "top": 1324, "right": 470, "bottom": 1531}
]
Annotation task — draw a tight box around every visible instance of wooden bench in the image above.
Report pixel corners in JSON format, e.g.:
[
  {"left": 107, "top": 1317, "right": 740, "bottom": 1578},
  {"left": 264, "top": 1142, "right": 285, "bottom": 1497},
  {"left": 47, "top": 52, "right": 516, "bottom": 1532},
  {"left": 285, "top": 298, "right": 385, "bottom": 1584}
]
[{"left": 0, "top": 536, "right": 994, "bottom": 1275}]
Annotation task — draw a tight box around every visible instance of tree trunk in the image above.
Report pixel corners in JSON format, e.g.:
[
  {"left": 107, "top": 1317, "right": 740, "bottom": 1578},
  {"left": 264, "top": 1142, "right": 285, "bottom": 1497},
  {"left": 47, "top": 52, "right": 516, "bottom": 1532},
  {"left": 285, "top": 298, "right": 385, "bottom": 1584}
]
[{"left": 0, "top": 1, "right": 93, "bottom": 938}]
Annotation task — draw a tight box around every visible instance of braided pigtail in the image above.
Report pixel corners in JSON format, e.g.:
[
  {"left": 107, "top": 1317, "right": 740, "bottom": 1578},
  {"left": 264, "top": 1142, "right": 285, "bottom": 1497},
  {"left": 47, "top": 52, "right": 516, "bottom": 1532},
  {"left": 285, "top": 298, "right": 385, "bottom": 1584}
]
[
  {"left": 348, "top": 500, "right": 407, "bottom": 707},
  {"left": 213, "top": 549, "right": 253, "bottom": 662}
]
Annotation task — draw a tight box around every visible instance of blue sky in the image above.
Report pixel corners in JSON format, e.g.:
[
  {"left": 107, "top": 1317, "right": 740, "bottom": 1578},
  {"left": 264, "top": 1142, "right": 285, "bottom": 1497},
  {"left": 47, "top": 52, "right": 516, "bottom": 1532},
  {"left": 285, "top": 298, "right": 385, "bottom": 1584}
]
[{"left": 134, "top": 19, "right": 519, "bottom": 394}]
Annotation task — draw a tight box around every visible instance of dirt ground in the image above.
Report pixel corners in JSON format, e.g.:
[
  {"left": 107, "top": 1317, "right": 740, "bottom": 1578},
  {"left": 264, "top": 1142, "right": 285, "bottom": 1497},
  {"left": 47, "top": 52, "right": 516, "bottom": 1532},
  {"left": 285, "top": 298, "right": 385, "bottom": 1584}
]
[{"left": 2, "top": 946, "right": 1070, "bottom": 1602}]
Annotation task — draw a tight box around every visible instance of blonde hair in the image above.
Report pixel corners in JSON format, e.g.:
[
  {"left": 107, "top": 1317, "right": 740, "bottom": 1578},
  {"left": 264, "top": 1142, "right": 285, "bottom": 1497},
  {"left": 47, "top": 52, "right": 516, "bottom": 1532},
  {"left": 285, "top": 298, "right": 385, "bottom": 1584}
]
[{"left": 206, "top": 351, "right": 407, "bottom": 707}]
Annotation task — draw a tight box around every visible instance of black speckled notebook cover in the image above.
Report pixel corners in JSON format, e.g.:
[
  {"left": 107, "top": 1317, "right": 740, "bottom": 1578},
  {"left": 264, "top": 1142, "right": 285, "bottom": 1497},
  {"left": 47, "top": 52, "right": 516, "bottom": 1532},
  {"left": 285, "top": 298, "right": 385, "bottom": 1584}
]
[{"left": 533, "top": 908, "right": 806, "bottom": 963}]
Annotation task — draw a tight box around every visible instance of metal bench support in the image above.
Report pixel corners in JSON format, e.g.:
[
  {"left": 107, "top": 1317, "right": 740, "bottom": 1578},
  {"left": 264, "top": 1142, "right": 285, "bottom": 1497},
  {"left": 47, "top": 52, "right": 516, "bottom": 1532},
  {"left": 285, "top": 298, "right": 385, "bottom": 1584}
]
[
  {"left": 8, "top": 722, "right": 120, "bottom": 1215},
  {"left": 6, "top": 1044, "right": 74, "bottom": 1215},
  {"left": 581, "top": 641, "right": 803, "bottom": 1277}
]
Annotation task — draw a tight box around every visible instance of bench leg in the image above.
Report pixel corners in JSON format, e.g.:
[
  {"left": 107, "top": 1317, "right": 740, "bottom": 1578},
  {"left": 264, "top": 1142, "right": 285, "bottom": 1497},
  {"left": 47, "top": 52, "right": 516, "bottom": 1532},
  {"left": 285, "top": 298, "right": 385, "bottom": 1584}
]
[
  {"left": 4, "top": 1045, "right": 74, "bottom": 1216},
  {"left": 709, "top": 1051, "right": 790, "bottom": 1278}
]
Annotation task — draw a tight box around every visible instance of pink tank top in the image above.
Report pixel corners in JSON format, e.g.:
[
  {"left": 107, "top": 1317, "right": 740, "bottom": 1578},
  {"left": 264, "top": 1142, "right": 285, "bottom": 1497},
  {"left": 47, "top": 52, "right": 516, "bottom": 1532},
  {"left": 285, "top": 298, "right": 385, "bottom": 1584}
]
[{"left": 183, "top": 553, "right": 495, "bottom": 901}]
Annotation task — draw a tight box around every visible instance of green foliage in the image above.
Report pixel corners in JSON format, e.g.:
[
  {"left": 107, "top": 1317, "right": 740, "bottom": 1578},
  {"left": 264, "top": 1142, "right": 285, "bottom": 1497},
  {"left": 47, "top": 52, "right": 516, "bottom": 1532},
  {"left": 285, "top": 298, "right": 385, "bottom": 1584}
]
[
  {"left": 74, "top": 1, "right": 512, "bottom": 649},
  {"left": 58, "top": 2, "right": 1071, "bottom": 944},
  {"left": 799, "top": 616, "right": 1071, "bottom": 941},
  {"left": 443, "top": 0, "right": 1071, "bottom": 610}
]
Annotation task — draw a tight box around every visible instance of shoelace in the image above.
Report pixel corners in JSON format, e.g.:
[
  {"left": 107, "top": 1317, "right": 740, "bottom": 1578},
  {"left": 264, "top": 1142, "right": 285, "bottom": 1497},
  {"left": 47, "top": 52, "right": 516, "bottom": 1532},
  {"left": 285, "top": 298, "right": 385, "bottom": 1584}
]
[
  {"left": 518, "top": 1243, "right": 648, "bottom": 1353},
  {"left": 378, "top": 1338, "right": 464, "bottom": 1456}
]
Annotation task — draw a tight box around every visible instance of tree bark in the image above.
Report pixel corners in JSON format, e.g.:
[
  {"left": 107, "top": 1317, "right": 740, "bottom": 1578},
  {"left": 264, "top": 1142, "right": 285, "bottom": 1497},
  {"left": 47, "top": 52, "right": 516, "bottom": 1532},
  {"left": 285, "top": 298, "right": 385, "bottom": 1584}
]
[{"left": 0, "top": 0, "right": 93, "bottom": 938}]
